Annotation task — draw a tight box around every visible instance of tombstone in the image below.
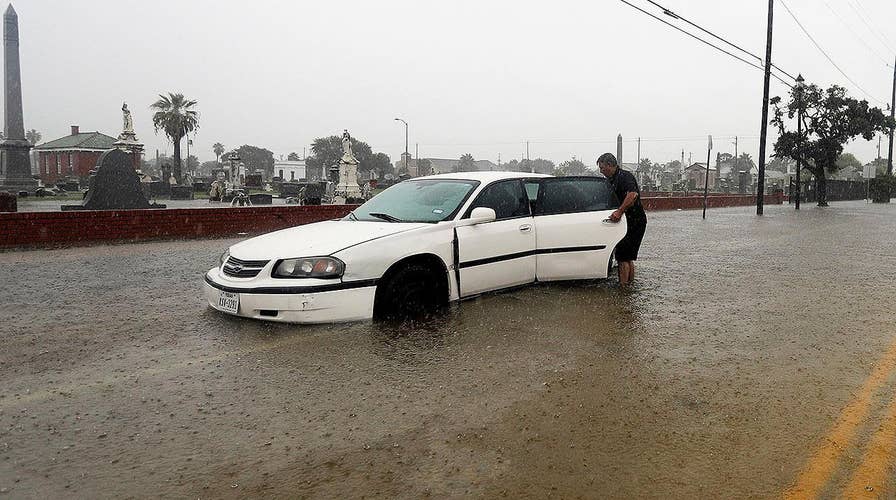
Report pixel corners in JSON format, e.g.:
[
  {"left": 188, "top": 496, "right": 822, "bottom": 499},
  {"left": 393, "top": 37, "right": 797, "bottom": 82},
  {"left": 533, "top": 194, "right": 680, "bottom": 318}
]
[
  {"left": 248, "top": 193, "right": 272, "bottom": 205},
  {"left": 245, "top": 173, "right": 263, "bottom": 188},
  {"left": 192, "top": 181, "right": 207, "bottom": 193},
  {"left": 0, "top": 191, "right": 16, "bottom": 212},
  {"left": 170, "top": 185, "right": 193, "bottom": 200},
  {"left": 280, "top": 182, "right": 301, "bottom": 198},
  {"left": 64, "top": 180, "right": 80, "bottom": 192},
  {"left": 62, "top": 149, "right": 164, "bottom": 210}
]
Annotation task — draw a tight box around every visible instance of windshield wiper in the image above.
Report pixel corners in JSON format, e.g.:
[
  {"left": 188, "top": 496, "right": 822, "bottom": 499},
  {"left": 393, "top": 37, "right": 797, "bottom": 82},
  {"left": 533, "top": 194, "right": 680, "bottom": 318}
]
[
  {"left": 368, "top": 212, "right": 403, "bottom": 223},
  {"left": 346, "top": 211, "right": 359, "bottom": 221}
]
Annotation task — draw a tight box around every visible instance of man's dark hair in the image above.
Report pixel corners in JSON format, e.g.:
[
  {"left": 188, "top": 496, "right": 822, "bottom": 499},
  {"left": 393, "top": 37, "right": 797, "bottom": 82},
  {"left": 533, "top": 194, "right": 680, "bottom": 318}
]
[{"left": 597, "top": 153, "right": 618, "bottom": 167}]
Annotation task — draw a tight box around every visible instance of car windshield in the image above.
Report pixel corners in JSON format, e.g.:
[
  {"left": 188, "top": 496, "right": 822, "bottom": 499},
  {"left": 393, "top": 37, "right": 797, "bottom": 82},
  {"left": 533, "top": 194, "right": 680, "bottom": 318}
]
[{"left": 348, "top": 179, "right": 479, "bottom": 223}]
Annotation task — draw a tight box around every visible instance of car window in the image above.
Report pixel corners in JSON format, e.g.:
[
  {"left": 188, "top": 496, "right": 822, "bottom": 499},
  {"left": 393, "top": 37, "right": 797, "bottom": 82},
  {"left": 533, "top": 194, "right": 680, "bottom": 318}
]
[
  {"left": 537, "top": 177, "right": 618, "bottom": 215},
  {"left": 352, "top": 179, "right": 479, "bottom": 223},
  {"left": 465, "top": 180, "right": 530, "bottom": 220},
  {"left": 524, "top": 181, "right": 539, "bottom": 202}
]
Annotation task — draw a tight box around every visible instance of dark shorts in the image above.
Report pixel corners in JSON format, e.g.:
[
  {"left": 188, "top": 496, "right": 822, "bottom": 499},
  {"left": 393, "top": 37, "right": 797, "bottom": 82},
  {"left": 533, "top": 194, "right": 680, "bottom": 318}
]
[{"left": 615, "top": 217, "right": 647, "bottom": 262}]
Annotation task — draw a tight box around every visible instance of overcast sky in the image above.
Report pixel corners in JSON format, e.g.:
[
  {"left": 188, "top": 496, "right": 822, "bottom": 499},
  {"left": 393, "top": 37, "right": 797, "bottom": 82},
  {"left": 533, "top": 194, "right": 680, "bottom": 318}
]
[{"left": 16, "top": 0, "right": 896, "bottom": 167}]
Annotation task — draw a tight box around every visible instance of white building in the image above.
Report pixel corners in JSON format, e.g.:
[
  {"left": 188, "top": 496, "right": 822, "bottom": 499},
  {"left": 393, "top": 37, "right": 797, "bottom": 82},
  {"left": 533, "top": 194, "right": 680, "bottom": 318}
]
[{"left": 275, "top": 160, "right": 306, "bottom": 182}]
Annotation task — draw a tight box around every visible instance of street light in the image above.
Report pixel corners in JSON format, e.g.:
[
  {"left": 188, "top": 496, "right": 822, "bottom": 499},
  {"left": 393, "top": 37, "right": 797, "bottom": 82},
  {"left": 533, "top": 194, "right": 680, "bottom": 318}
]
[{"left": 394, "top": 118, "right": 408, "bottom": 173}]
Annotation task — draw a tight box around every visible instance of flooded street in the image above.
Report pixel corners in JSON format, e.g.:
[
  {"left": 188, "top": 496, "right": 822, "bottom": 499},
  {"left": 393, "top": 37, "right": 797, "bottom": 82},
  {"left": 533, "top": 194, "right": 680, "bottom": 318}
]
[{"left": 2, "top": 201, "right": 896, "bottom": 498}]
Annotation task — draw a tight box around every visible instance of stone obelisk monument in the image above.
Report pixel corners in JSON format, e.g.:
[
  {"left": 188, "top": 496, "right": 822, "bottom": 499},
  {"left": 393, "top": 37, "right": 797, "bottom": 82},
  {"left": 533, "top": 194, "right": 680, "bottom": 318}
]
[{"left": 0, "top": 4, "right": 36, "bottom": 193}]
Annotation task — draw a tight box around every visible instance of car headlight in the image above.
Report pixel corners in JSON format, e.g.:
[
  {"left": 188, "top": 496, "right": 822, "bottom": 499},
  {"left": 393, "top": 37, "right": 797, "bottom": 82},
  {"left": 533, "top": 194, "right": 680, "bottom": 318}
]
[
  {"left": 219, "top": 250, "right": 230, "bottom": 268},
  {"left": 272, "top": 257, "right": 345, "bottom": 279}
]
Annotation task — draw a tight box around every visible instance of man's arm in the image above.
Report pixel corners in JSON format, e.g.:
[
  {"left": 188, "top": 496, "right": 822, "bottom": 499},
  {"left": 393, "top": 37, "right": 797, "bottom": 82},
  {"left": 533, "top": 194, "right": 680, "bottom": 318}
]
[{"left": 609, "top": 191, "right": 639, "bottom": 222}]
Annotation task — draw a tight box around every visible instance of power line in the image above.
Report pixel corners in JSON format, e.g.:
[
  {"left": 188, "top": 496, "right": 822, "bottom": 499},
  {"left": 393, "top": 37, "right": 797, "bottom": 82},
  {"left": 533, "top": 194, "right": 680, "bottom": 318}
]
[
  {"left": 618, "top": 0, "right": 794, "bottom": 87},
  {"left": 778, "top": 0, "right": 885, "bottom": 105},
  {"left": 846, "top": 0, "right": 896, "bottom": 55},
  {"left": 643, "top": 0, "right": 796, "bottom": 81},
  {"left": 821, "top": 0, "right": 892, "bottom": 68}
]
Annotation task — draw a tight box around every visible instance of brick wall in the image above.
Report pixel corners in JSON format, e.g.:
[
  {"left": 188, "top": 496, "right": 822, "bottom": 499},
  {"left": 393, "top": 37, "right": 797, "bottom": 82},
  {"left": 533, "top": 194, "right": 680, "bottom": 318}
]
[
  {"left": 0, "top": 193, "right": 783, "bottom": 249},
  {"left": 0, "top": 204, "right": 357, "bottom": 248},
  {"left": 642, "top": 193, "right": 783, "bottom": 211}
]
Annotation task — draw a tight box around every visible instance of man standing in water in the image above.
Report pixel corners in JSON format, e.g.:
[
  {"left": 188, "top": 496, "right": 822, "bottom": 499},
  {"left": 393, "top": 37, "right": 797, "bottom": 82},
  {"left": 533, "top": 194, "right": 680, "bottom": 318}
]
[{"left": 597, "top": 153, "right": 647, "bottom": 286}]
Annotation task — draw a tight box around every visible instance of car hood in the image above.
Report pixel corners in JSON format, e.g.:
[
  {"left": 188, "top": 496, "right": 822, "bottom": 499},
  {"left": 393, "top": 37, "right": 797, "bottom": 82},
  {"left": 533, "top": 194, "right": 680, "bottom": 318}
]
[{"left": 228, "top": 220, "right": 429, "bottom": 260}]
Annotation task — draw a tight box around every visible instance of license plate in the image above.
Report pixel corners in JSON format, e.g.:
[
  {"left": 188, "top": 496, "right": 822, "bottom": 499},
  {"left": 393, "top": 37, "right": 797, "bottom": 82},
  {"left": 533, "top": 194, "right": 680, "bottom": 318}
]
[{"left": 217, "top": 291, "right": 240, "bottom": 314}]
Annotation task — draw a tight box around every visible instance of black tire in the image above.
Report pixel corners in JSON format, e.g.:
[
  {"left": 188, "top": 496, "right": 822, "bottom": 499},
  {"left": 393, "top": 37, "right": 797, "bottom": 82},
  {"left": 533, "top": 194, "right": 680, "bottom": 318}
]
[{"left": 374, "top": 263, "right": 444, "bottom": 320}]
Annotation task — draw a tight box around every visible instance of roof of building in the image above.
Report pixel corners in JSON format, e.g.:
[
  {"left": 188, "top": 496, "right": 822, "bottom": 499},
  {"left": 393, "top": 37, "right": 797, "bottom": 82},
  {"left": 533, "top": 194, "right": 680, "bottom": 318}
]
[
  {"left": 35, "top": 131, "right": 116, "bottom": 150},
  {"left": 685, "top": 162, "right": 717, "bottom": 171}
]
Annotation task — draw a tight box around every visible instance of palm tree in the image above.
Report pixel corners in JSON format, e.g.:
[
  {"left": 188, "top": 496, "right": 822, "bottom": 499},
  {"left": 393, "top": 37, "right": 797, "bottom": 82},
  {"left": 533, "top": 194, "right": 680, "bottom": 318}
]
[
  {"left": 151, "top": 93, "right": 199, "bottom": 184},
  {"left": 213, "top": 142, "right": 224, "bottom": 165},
  {"left": 26, "top": 129, "right": 41, "bottom": 145}
]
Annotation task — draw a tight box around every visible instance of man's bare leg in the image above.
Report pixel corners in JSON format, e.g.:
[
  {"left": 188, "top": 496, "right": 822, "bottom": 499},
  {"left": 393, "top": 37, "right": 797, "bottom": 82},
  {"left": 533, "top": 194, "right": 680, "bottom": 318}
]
[{"left": 618, "top": 261, "right": 632, "bottom": 285}]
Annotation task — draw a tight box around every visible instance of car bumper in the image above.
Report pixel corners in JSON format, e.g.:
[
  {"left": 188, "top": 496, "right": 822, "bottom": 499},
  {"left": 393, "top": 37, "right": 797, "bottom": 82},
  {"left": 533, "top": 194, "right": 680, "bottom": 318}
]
[{"left": 204, "top": 270, "right": 377, "bottom": 324}]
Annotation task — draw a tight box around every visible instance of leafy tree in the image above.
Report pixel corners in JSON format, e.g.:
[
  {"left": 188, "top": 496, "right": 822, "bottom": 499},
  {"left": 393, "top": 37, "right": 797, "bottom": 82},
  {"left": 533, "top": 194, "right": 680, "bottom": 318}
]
[
  {"left": 287, "top": 152, "right": 301, "bottom": 161},
  {"left": 213, "top": 142, "right": 225, "bottom": 164},
  {"left": 224, "top": 145, "right": 275, "bottom": 178},
  {"left": 368, "top": 152, "right": 393, "bottom": 178},
  {"left": 150, "top": 93, "right": 199, "bottom": 184},
  {"left": 554, "top": 158, "right": 586, "bottom": 176},
  {"left": 185, "top": 155, "right": 200, "bottom": 171},
  {"left": 836, "top": 152, "right": 862, "bottom": 170},
  {"left": 637, "top": 158, "right": 652, "bottom": 171},
  {"left": 199, "top": 160, "right": 219, "bottom": 175},
  {"left": 416, "top": 158, "right": 432, "bottom": 176},
  {"left": 26, "top": 129, "right": 41, "bottom": 145},
  {"left": 772, "top": 83, "right": 893, "bottom": 206},
  {"left": 306, "top": 134, "right": 376, "bottom": 180},
  {"left": 737, "top": 153, "right": 756, "bottom": 171},
  {"left": 522, "top": 158, "right": 555, "bottom": 174},
  {"left": 456, "top": 153, "right": 476, "bottom": 172},
  {"left": 767, "top": 156, "right": 791, "bottom": 173}
]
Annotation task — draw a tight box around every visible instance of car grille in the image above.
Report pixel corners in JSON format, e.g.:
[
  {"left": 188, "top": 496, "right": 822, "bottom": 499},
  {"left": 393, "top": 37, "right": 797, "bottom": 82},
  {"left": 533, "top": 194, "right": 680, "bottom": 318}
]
[{"left": 222, "top": 256, "right": 270, "bottom": 278}]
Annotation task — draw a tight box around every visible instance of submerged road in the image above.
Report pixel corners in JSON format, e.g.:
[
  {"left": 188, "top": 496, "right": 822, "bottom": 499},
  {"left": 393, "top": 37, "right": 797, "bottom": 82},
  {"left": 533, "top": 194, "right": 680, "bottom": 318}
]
[{"left": 1, "top": 200, "right": 896, "bottom": 498}]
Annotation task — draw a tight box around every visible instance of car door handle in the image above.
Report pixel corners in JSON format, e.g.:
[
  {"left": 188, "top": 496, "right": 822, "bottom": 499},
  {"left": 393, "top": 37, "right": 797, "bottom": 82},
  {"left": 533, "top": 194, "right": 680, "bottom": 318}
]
[
  {"left": 519, "top": 224, "right": 532, "bottom": 232},
  {"left": 601, "top": 219, "right": 618, "bottom": 225}
]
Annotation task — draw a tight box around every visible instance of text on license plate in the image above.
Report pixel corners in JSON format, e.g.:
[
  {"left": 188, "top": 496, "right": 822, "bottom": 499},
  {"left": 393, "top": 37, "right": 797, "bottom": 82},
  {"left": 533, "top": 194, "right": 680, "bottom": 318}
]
[{"left": 217, "top": 291, "right": 239, "bottom": 314}]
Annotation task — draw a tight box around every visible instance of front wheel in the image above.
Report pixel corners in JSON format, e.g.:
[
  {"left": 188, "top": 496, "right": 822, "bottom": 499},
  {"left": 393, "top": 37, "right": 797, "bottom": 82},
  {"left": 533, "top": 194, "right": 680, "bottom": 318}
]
[{"left": 374, "top": 263, "right": 443, "bottom": 320}]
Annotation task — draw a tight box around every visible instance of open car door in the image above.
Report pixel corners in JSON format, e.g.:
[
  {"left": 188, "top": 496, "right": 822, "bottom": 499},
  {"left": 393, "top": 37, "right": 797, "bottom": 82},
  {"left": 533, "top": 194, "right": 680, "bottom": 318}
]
[{"left": 528, "top": 176, "right": 627, "bottom": 281}]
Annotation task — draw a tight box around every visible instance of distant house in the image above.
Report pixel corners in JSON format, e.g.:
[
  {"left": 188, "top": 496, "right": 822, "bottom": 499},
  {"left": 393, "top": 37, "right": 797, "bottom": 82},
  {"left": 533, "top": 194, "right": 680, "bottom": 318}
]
[
  {"left": 684, "top": 162, "right": 718, "bottom": 190},
  {"left": 274, "top": 159, "right": 306, "bottom": 182},
  {"left": 34, "top": 125, "right": 116, "bottom": 184}
]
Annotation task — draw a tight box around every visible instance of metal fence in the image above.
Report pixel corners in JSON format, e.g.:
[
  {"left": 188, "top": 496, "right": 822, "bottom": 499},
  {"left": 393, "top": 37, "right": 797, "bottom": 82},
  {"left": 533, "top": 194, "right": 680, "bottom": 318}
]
[{"left": 788, "top": 178, "right": 867, "bottom": 203}]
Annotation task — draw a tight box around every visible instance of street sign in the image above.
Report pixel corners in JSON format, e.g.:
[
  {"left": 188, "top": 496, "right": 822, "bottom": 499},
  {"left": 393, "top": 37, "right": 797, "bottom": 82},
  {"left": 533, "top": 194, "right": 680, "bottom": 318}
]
[{"left": 864, "top": 164, "right": 877, "bottom": 179}]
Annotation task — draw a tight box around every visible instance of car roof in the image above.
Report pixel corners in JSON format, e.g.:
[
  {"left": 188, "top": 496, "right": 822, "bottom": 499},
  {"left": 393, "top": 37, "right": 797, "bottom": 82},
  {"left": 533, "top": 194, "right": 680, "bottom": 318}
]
[{"left": 411, "top": 171, "right": 553, "bottom": 183}]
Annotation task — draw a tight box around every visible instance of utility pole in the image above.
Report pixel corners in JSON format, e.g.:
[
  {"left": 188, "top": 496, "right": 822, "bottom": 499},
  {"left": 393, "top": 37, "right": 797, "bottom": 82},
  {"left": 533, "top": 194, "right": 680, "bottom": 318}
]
[
  {"left": 703, "top": 135, "right": 713, "bottom": 219},
  {"left": 637, "top": 137, "right": 641, "bottom": 166},
  {"left": 526, "top": 140, "right": 532, "bottom": 172},
  {"left": 796, "top": 74, "right": 804, "bottom": 210},
  {"left": 498, "top": 152, "right": 501, "bottom": 171},
  {"left": 415, "top": 143, "right": 419, "bottom": 175},
  {"left": 888, "top": 55, "right": 896, "bottom": 176},
  {"left": 756, "top": 0, "right": 774, "bottom": 215}
]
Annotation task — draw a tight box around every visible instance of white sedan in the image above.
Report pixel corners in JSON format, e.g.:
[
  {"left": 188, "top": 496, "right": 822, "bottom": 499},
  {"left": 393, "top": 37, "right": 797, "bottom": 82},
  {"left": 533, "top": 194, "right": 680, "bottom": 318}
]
[{"left": 204, "top": 171, "right": 627, "bottom": 324}]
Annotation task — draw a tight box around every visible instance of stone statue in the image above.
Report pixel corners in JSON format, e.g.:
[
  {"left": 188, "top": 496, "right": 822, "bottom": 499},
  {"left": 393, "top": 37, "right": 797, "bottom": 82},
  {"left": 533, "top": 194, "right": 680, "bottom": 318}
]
[
  {"left": 340, "top": 129, "right": 358, "bottom": 165},
  {"left": 122, "top": 102, "right": 134, "bottom": 134}
]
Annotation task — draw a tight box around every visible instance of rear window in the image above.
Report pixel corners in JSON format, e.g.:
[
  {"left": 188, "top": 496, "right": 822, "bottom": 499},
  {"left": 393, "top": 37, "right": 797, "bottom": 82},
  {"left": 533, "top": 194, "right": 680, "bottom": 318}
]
[{"left": 537, "top": 178, "right": 618, "bottom": 215}]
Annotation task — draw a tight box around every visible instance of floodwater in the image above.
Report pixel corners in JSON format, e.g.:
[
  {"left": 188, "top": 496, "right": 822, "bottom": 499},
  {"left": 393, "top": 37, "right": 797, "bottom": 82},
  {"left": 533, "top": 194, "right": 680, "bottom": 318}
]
[{"left": 1, "top": 201, "right": 896, "bottom": 498}]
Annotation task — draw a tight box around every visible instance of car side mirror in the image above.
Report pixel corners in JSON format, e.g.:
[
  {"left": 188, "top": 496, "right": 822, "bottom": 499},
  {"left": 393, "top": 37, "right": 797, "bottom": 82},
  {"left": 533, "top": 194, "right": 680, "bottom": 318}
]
[{"left": 456, "top": 207, "right": 496, "bottom": 227}]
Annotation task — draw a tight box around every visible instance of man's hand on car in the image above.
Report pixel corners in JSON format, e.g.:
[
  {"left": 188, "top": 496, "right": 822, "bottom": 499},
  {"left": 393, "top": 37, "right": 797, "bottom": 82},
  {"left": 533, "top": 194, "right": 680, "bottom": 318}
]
[{"left": 608, "top": 209, "right": 623, "bottom": 223}]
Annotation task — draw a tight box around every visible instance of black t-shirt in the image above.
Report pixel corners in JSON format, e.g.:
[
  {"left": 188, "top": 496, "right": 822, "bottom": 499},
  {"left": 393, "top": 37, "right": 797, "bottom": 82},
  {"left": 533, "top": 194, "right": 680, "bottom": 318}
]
[{"left": 608, "top": 168, "right": 647, "bottom": 222}]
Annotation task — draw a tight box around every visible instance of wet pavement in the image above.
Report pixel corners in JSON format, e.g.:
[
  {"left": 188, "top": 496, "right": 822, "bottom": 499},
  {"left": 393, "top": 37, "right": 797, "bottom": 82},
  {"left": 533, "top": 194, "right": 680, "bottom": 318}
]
[{"left": 1, "top": 200, "right": 896, "bottom": 498}]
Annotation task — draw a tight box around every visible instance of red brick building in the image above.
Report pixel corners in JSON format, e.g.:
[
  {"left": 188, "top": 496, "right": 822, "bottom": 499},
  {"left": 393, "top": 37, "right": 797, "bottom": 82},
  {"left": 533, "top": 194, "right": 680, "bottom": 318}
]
[{"left": 34, "top": 126, "right": 116, "bottom": 184}]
